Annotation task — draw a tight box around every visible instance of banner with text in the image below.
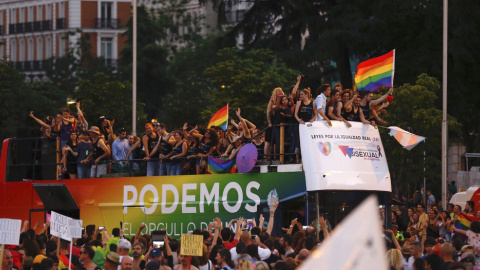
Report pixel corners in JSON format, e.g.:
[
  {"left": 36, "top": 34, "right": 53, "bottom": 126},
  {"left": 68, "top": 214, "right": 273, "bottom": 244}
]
[
  {"left": 0, "top": 219, "right": 22, "bottom": 245},
  {"left": 50, "top": 212, "right": 83, "bottom": 240},
  {"left": 299, "top": 121, "right": 391, "bottom": 192}
]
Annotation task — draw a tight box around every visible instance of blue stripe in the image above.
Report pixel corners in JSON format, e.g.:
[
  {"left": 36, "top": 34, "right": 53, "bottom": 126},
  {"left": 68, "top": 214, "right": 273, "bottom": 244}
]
[{"left": 357, "top": 76, "right": 392, "bottom": 92}]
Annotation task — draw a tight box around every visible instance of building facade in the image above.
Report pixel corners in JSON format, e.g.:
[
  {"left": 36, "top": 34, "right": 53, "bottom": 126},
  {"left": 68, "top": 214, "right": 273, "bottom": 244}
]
[{"left": 0, "top": 0, "right": 130, "bottom": 81}]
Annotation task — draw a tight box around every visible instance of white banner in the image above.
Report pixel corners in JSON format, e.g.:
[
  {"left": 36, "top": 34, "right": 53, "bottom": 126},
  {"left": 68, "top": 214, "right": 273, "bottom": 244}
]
[
  {"left": 299, "top": 121, "right": 391, "bottom": 192},
  {"left": 68, "top": 219, "right": 83, "bottom": 239},
  {"left": 0, "top": 219, "right": 22, "bottom": 245},
  {"left": 299, "top": 196, "right": 387, "bottom": 270},
  {"left": 50, "top": 212, "right": 83, "bottom": 240}
]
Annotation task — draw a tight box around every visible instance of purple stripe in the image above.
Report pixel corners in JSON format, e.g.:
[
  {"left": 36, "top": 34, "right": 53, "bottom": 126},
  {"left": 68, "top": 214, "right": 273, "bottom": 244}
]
[{"left": 358, "top": 76, "right": 392, "bottom": 92}]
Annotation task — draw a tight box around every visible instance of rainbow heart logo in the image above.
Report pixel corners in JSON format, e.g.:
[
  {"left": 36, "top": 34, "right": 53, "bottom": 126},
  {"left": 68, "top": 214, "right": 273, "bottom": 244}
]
[{"left": 318, "top": 141, "right": 332, "bottom": 156}]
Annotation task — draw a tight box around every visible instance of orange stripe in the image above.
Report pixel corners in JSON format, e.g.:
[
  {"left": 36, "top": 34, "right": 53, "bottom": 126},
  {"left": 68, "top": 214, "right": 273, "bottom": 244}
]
[
  {"left": 356, "top": 57, "right": 394, "bottom": 76},
  {"left": 357, "top": 50, "right": 394, "bottom": 70},
  {"left": 406, "top": 134, "right": 419, "bottom": 147},
  {"left": 394, "top": 132, "right": 403, "bottom": 143}
]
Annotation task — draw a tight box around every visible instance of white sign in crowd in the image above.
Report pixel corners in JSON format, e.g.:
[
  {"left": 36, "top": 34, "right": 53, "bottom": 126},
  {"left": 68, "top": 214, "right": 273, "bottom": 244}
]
[
  {"left": 0, "top": 219, "right": 22, "bottom": 245},
  {"left": 50, "top": 211, "right": 82, "bottom": 240}
]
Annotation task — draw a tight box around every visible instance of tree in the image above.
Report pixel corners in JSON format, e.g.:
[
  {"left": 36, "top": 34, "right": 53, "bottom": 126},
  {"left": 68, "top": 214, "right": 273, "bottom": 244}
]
[
  {"left": 379, "top": 74, "right": 461, "bottom": 197},
  {"left": 0, "top": 61, "right": 68, "bottom": 142},
  {"left": 203, "top": 47, "right": 299, "bottom": 127},
  {"left": 71, "top": 73, "right": 146, "bottom": 133}
]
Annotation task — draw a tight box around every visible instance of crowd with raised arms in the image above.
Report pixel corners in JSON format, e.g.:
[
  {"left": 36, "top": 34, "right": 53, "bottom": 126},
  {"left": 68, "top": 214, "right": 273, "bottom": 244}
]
[
  {"left": 27, "top": 75, "right": 394, "bottom": 178},
  {"left": 0, "top": 205, "right": 333, "bottom": 270},
  {"left": 5, "top": 194, "right": 480, "bottom": 270}
]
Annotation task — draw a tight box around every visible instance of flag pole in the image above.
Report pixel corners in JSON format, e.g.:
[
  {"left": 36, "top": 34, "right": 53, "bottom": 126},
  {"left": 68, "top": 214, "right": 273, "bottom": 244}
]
[{"left": 441, "top": 0, "right": 448, "bottom": 210}]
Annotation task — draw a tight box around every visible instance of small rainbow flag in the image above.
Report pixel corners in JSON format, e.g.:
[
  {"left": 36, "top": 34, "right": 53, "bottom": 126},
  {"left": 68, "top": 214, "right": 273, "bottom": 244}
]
[
  {"left": 387, "top": 126, "right": 425, "bottom": 150},
  {"left": 206, "top": 156, "right": 236, "bottom": 174},
  {"left": 455, "top": 213, "right": 480, "bottom": 230},
  {"left": 355, "top": 50, "right": 395, "bottom": 92},
  {"left": 207, "top": 104, "right": 228, "bottom": 130}
]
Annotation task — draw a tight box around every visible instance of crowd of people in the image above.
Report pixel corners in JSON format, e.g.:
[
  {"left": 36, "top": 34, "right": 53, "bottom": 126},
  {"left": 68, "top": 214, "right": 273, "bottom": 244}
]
[
  {"left": 386, "top": 190, "right": 480, "bottom": 270},
  {"left": 27, "top": 75, "right": 393, "bottom": 179},
  {"left": 1, "top": 205, "right": 332, "bottom": 270}
]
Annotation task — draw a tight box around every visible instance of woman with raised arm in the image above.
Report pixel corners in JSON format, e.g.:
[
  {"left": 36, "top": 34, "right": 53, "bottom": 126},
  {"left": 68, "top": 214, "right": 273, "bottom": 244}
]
[
  {"left": 29, "top": 111, "right": 56, "bottom": 141},
  {"left": 57, "top": 108, "right": 76, "bottom": 148}
]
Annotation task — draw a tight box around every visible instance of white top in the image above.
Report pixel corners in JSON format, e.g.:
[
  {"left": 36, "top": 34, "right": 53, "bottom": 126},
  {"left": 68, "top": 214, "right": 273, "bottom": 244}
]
[
  {"left": 230, "top": 246, "right": 271, "bottom": 261},
  {"left": 198, "top": 260, "right": 213, "bottom": 270},
  {"left": 314, "top": 93, "right": 327, "bottom": 121}
]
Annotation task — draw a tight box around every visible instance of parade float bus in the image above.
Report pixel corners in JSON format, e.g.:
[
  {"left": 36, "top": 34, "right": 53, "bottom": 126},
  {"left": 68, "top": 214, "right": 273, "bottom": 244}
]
[{"left": 0, "top": 121, "right": 392, "bottom": 237}]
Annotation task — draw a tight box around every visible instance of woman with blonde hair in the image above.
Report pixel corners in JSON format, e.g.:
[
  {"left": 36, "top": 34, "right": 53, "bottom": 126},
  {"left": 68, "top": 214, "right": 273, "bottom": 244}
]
[
  {"left": 265, "top": 87, "right": 285, "bottom": 161},
  {"left": 386, "top": 248, "right": 404, "bottom": 270},
  {"left": 236, "top": 254, "right": 254, "bottom": 270}
]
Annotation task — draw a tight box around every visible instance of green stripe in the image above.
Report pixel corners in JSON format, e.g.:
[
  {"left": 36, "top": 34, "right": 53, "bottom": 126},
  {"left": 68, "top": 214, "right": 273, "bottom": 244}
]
[{"left": 356, "top": 70, "right": 392, "bottom": 88}]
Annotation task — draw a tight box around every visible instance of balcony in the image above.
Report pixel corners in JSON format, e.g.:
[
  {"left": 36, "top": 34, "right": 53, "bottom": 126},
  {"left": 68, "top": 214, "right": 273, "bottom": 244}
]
[
  {"left": 9, "top": 23, "right": 25, "bottom": 34},
  {"left": 33, "top": 20, "right": 52, "bottom": 32},
  {"left": 57, "top": 18, "right": 66, "bottom": 29},
  {"left": 42, "top": 20, "right": 52, "bottom": 31},
  {"left": 95, "top": 18, "right": 120, "bottom": 29},
  {"left": 24, "top": 22, "right": 33, "bottom": 33},
  {"left": 15, "top": 61, "right": 48, "bottom": 72}
]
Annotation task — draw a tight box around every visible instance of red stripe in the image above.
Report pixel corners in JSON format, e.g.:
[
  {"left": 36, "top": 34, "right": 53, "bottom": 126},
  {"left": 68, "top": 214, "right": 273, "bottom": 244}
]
[
  {"left": 357, "top": 51, "right": 394, "bottom": 73},
  {"left": 209, "top": 105, "right": 228, "bottom": 122}
]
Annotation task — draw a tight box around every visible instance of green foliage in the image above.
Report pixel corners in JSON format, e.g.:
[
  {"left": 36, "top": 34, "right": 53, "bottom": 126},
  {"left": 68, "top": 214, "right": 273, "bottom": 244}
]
[
  {"left": 0, "top": 62, "right": 66, "bottom": 141},
  {"left": 380, "top": 74, "right": 461, "bottom": 195},
  {"left": 203, "top": 47, "right": 299, "bottom": 127},
  {"left": 72, "top": 73, "right": 146, "bottom": 133},
  {"left": 118, "top": 5, "right": 173, "bottom": 118}
]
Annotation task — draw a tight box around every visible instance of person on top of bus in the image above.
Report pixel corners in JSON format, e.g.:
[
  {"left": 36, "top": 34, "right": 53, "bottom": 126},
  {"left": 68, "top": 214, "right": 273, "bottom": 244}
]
[
  {"left": 314, "top": 84, "right": 332, "bottom": 126},
  {"left": 57, "top": 108, "right": 76, "bottom": 148},
  {"left": 29, "top": 111, "right": 57, "bottom": 142},
  {"left": 81, "top": 126, "right": 110, "bottom": 178},
  {"left": 359, "top": 88, "right": 393, "bottom": 121},
  {"left": 142, "top": 123, "right": 160, "bottom": 176},
  {"left": 294, "top": 88, "right": 317, "bottom": 125}
]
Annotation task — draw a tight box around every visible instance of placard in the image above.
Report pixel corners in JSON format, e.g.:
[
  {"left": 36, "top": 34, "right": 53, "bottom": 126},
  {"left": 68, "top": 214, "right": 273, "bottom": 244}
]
[
  {"left": 180, "top": 234, "right": 203, "bottom": 256},
  {"left": 68, "top": 219, "right": 83, "bottom": 239},
  {"left": 0, "top": 219, "right": 22, "bottom": 245},
  {"left": 50, "top": 211, "right": 83, "bottom": 240},
  {"left": 299, "top": 121, "right": 391, "bottom": 192}
]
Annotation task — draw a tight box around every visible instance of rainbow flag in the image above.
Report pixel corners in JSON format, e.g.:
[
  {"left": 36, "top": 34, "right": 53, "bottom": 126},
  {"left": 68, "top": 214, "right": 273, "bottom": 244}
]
[
  {"left": 455, "top": 213, "right": 480, "bottom": 230},
  {"left": 206, "top": 156, "right": 236, "bottom": 174},
  {"left": 387, "top": 126, "right": 425, "bottom": 150},
  {"left": 207, "top": 104, "right": 228, "bottom": 130},
  {"left": 355, "top": 50, "right": 395, "bottom": 92}
]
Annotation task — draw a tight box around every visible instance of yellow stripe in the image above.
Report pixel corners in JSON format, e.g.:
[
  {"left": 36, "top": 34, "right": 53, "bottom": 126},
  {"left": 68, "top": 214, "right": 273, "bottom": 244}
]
[{"left": 355, "top": 64, "right": 393, "bottom": 83}]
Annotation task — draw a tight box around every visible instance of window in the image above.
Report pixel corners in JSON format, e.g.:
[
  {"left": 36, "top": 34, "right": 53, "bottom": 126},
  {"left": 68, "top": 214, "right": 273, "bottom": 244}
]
[
  {"left": 101, "top": 2, "right": 112, "bottom": 19},
  {"left": 58, "top": 36, "right": 65, "bottom": 57},
  {"left": 10, "top": 40, "right": 16, "bottom": 61},
  {"left": 10, "top": 9, "right": 16, "bottom": 24},
  {"left": 19, "top": 39, "right": 25, "bottom": 61},
  {"left": 45, "top": 4, "right": 51, "bottom": 20},
  {"left": 28, "top": 7, "right": 33, "bottom": 22},
  {"left": 37, "top": 5, "right": 43, "bottom": 21},
  {"left": 45, "top": 37, "right": 51, "bottom": 58},
  {"left": 36, "top": 37, "right": 43, "bottom": 60},
  {"left": 19, "top": 8, "right": 25, "bottom": 23},
  {"left": 0, "top": 42, "right": 4, "bottom": 59},
  {"left": 100, "top": 37, "right": 112, "bottom": 59},
  {"left": 59, "top": 2, "right": 65, "bottom": 18},
  {"left": 28, "top": 38, "right": 33, "bottom": 61}
]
